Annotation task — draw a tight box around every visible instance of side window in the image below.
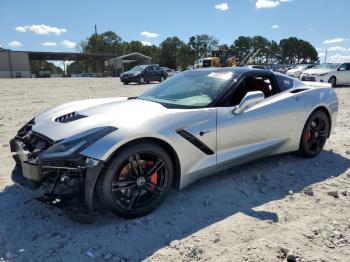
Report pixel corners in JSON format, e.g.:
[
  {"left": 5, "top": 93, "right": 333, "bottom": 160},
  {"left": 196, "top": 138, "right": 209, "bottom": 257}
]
[
  {"left": 276, "top": 75, "right": 294, "bottom": 91},
  {"left": 346, "top": 63, "right": 350, "bottom": 71},
  {"left": 339, "top": 64, "right": 347, "bottom": 71},
  {"left": 228, "top": 75, "right": 278, "bottom": 106}
]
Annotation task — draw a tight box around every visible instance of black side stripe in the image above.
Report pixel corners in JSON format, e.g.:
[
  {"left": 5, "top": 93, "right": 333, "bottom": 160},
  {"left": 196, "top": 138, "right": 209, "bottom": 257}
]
[{"left": 176, "top": 129, "right": 214, "bottom": 155}]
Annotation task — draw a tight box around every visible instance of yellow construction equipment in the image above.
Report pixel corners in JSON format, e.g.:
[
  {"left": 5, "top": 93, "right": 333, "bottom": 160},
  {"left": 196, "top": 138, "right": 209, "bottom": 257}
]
[{"left": 202, "top": 50, "right": 237, "bottom": 68}]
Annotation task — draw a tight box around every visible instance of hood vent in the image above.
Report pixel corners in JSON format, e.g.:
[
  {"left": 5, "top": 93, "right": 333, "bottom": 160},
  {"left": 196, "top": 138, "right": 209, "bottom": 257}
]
[{"left": 55, "top": 112, "right": 87, "bottom": 123}]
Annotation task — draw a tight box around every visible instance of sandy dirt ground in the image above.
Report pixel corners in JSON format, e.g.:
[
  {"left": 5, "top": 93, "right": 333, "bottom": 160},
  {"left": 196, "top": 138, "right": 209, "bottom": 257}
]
[{"left": 0, "top": 78, "right": 349, "bottom": 262}]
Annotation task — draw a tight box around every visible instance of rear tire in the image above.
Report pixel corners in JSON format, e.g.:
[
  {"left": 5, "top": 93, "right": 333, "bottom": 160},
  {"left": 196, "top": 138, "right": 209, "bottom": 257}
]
[
  {"left": 328, "top": 77, "right": 336, "bottom": 88},
  {"left": 123, "top": 82, "right": 129, "bottom": 85},
  {"left": 97, "top": 142, "right": 174, "bottom": 218},
  {"left": 298, "top": 110, "right": 330, "bottom": 158}
]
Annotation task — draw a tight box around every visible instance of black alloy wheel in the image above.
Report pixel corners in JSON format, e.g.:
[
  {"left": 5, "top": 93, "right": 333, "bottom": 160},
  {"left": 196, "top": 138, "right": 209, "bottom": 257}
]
[
  {"left": 97, "top": 142, "right": 173, "bottom": 217},
  {"left": 299, "top": 110, "right": 329, "bottom": 158}
]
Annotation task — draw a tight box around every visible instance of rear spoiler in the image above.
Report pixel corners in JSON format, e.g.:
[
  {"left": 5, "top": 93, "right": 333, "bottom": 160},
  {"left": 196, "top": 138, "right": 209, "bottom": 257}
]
[{"left": 303, "top": 81, "right": 331, "bottom": 88}]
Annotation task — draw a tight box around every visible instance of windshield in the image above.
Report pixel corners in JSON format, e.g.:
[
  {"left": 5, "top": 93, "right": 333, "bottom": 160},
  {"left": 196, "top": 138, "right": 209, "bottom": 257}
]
[
  {"left": 129, "top": 65, "right": 147, "bottom": 72},
  {"left": 295, "top": 65, "right": 307, "bottom": 69},
  {"left": 313, "top": 63, "right": 340, "bottom": 70},
  {"left": 138, "top": 70, "right": 238, "bottom": 108}
]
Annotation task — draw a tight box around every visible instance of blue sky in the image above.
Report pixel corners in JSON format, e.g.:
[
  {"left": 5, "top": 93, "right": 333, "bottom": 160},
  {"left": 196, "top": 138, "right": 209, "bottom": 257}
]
[{"left": 1, "top": 0, "right": 350, "bottom": 63}]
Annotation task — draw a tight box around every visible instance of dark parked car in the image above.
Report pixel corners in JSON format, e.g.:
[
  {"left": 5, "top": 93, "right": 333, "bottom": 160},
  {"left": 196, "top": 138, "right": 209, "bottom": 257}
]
[
  {"left": 36, "top": 69, "right": 51, "bottom": 78},
  {"left": 120, "top": 65, "right": 168, "bottom": 84},
  {"left": 81, "top": 72, "right": 96, "bottom": 77}
]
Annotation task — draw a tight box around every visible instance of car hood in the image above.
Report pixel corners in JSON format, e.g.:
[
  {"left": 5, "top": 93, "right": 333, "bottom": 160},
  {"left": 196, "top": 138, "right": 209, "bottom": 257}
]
[
  {"left": 32, "top": 97, "right": 169, "bottom": 141},
  {"left": 286, "top": 68, "right": 301, "bottom": 74},
  {"left": 302, "top": 68, "right": 333, "bottom": 75}
]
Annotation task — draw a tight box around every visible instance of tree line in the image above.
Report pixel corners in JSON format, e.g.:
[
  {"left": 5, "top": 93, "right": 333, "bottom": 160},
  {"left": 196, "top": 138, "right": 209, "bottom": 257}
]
[{"left": 68, "top": 31, "right": 319, "bottom": 73}]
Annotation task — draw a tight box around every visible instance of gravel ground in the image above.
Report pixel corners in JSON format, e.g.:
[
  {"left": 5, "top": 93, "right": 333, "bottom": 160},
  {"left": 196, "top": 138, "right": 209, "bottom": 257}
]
[{"left": 0, "top": 78, "right": 349, "bottom": 262}]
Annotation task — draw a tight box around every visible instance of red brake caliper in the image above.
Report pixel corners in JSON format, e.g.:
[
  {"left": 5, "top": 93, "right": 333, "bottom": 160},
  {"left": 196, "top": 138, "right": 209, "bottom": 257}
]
[
  {"left": 306, "top": 129, "right": 311, "bottom": 142},
  {"left": 147, "top": 161, "right": 158, "bottom": 190}
]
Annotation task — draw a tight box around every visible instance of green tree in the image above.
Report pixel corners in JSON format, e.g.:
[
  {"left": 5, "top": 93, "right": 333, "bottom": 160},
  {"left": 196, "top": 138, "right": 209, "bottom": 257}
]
[
  {"left": 143, "top": 45, "right": 160, "bottom": 64},
  {"left": 81, "top": 31, "right": 123, "bottom": 54},
  {"left": 66, "top": 61, "right": 91, "bottom": 74},
  {"left": 279, "top": 37, "right": 318, "bottom": 64},
  {"left": 268, "top": 40, "right": 281, "bottom": 64},
  {"left": 159, "top": 37, "right": 184, "bottom": 69},
  {"left": 251, "top": 36, "right": 270, "bottom": 64},
  {"left": 123, "top": 41, "right": 145, "bottom": 54},
  {"left": 231, "top": 36, "right": 253, "bottom": 64},
  {"left": 188, "top": 34, "right": 219, "bottom": 61},
  {"left": 30, "top": 60, "right": 64, "bottom": 74},
  {"left": 176, "top": 44, "right": 195, "bottom": 70}
]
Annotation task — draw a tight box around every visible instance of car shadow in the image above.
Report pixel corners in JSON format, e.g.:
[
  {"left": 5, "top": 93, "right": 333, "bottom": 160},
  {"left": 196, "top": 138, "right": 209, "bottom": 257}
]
[{"left": 0, "top": 150, "right": 349, "bottom": 261}]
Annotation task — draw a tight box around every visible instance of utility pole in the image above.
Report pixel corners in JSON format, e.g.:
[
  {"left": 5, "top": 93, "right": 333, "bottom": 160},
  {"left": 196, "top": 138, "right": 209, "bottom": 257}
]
[
  {"left": 94, "top": 24, "right": 99, "bottom": 73},
  {"left": 324, "top": 50, "right": 328, "bottom": 63}
]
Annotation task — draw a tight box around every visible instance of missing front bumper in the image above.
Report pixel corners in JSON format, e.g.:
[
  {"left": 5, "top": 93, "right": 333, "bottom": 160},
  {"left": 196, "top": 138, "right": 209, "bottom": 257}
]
[
  {"left": 11, "top": 163, "right": 41, "bottom": 190},
  {"left": 10, "top": 135, "right": 105, "bottom": 223},
  {"left": 11, "top": 161, "right": 104, "bottom": 223}
]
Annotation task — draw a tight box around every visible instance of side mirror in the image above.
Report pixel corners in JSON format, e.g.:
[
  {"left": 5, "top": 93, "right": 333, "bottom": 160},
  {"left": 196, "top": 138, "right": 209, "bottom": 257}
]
[{"left": 234, "top": 91, "right": 265, "bottom": 114}]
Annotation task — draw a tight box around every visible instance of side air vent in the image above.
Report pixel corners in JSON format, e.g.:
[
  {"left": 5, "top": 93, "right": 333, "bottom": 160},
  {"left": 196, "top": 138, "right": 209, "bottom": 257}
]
[
  {"left": 55, "top": 112, "right": 87, "bottom": 123},
  {"left": 176, "top": 129, "right": 214, "bottom": 155},
  {"left": 290, "top": 88, "right": 308, "bottom": 94}
]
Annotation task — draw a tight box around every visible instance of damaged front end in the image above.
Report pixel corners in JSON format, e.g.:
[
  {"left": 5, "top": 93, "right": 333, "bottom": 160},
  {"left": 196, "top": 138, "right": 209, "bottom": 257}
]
[{"left": 10, "top": 119, "right": 116, "bottom": 223}]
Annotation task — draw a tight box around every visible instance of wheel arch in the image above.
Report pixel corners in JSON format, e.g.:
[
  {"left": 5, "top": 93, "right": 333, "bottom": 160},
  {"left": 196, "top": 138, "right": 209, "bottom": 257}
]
[
  {"left": 105, "top": 137, "right": 182, "bottom": 190},
  {"left": 328, "top": 75, "right": 337, "bottom": 86}
]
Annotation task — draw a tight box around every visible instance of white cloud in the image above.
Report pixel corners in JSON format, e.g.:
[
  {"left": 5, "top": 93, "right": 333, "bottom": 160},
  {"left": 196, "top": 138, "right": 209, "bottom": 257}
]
[
  {"left": 272, "top": 25, "right": 280, "bottom": 29},
  {"left": 214, "top": 2, "right": 229, "bottom": 11},
  {"left": 328, "top": 46, "right": 348, "bottom": 52},
  {"left": 15, "top": 26, "right": 26, "bottom": 32},
  {"left": 15, "top": 24, "right": 67, "bottom": 35},
  {"left": 42, "top": 41, "right": 57, "bottom": 47},
  {"left": 323, "top": 38, "right": 346, "bottom": 44},
  {"left": 316, "top": 47, "right": 322, "bottom": 52},
  {"left": 256, "top": 0, "right": 280, "bottom": 9},
  {"left": 255, "top": 0, "right": 292, "bottom": 9},
  {"left": 8, "top": 41, "right": 22, "bottom": 48},
  {"left": 141, "top": 41, "right": 152, "bottom": 46},
  {"left": 140, "top": 31, "right": 159, "bottom": 38},
  {"left": 60, "top": 40, "right": 76, "bottom": 49},
  {"left": 327, "top": 53, "right": 350, "bottom": 63}
]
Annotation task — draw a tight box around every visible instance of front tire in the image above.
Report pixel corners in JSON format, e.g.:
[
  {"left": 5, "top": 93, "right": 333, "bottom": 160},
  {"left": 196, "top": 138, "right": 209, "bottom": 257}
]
[
  {"left": 138, "top": 77, "right": 145, "bottom": 84},
  {"left": 298, "top": 110, "right": 330, "bottom": 158},
  {"left": 328, "top": 77, "right": 336, "bottom": 88},
  {"left": 97, "top": 142, "right": 174, "bottom": 218},
  {"left": 159, "top": 76, "right": 165, "bottom": 83}
]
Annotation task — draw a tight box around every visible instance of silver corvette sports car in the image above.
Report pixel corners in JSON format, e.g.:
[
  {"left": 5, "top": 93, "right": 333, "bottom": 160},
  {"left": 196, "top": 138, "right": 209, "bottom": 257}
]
[{"left": 10, "top": 67, "right": 338, "bottom": 220}]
